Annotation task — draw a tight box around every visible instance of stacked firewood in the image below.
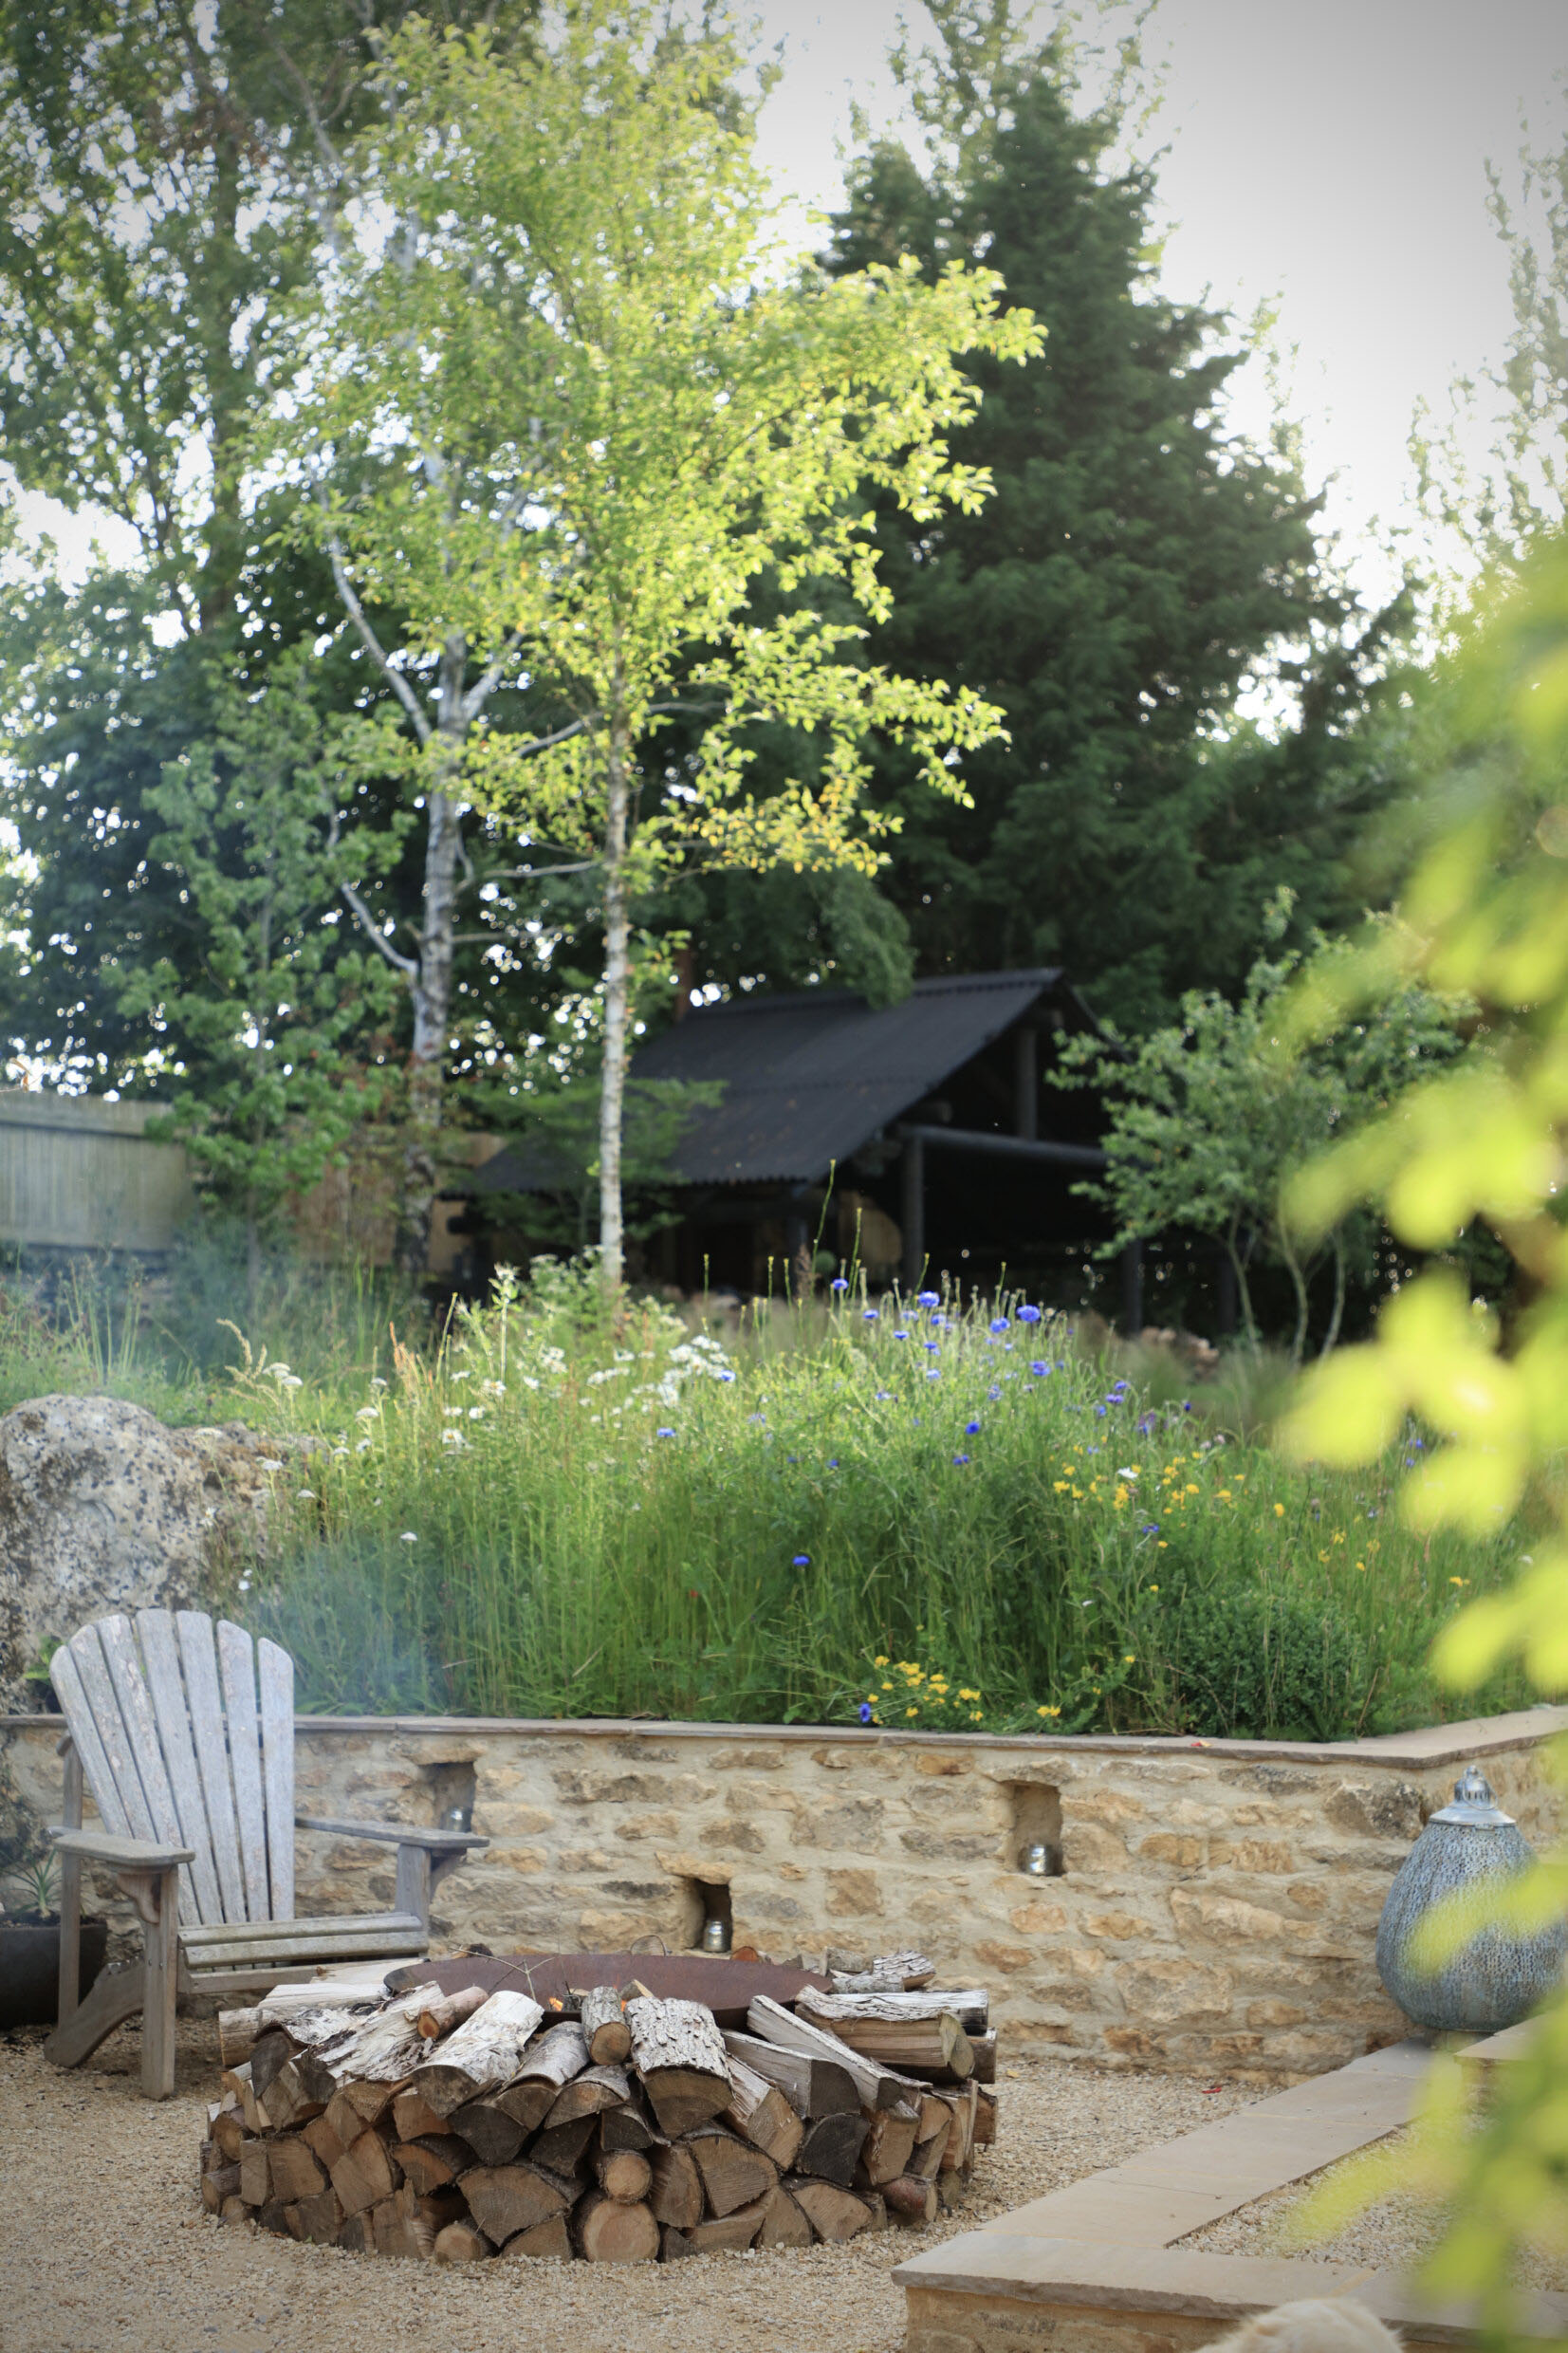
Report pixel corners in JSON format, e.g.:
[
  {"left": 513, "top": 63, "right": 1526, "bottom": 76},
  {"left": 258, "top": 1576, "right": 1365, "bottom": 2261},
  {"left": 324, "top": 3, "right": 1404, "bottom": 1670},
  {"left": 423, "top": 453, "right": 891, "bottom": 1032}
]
[{"left": 199, "top": 1955, "right": 996, "bottom": 2263}]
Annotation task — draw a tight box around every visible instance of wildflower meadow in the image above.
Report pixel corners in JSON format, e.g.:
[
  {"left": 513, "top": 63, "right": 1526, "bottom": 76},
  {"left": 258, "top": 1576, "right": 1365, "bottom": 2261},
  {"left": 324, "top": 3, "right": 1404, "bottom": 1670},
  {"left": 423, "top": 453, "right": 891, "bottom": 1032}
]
[{"left": 88, "top": 1258, "right": 1512, "bottom": 1741}]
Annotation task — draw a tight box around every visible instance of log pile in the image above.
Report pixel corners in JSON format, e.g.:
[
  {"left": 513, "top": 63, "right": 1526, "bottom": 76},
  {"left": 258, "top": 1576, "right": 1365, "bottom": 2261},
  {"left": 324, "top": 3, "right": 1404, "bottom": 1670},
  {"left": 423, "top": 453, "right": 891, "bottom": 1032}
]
[{"left": 200, "top": 1953, "right": 996, "bottom": 2263}]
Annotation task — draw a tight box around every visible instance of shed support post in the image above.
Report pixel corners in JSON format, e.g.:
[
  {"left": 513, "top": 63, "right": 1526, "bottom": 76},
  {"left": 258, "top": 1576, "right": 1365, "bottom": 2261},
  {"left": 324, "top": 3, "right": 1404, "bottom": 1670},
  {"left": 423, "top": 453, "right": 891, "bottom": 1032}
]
[
  {"left": 901, "top": 1132, "right": 925, "bottom": 1294},
  {"left": 1013, "top": 1027, "right": 1038, "bottom": 1140},
  {"left": 1216, "top": 1243, "right": 1238, "bottom": 1336},
  {"left": 1120, "top": 1237, "right": 1144, "bottom": 1336}
]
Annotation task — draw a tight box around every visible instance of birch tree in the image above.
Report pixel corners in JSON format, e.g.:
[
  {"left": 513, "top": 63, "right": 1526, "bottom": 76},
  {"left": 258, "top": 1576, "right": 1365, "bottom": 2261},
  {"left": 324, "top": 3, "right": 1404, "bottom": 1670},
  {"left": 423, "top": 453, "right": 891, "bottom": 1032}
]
[{"left": 267, "top": 5, "right": 1039, "bottom": 1283}]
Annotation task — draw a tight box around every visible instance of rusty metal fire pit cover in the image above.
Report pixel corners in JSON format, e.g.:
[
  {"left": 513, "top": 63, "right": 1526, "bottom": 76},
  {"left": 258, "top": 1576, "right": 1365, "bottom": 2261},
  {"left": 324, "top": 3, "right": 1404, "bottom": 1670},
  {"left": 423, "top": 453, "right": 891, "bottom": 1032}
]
[{"left": 385, "top": 1950, "right": 830, "bottom": 2028}]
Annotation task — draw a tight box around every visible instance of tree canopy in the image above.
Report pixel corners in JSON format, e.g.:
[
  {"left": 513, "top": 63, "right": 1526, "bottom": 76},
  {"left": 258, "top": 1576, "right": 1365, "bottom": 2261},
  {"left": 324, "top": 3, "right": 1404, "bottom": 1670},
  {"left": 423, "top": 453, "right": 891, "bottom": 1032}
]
[
  {"left": 268, "top": 8, "right": 1038, "bottom": 1281},
  {"left": 818, "top": 5, "right": 1403, "bottom": 1030}
]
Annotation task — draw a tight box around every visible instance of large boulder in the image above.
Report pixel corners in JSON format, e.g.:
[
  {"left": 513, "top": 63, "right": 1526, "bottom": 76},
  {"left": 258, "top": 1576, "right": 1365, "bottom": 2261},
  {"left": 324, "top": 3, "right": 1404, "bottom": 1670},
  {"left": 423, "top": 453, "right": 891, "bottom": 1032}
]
[{"left": 0, "top": 1394, "right": 305, "bottom": 1711}]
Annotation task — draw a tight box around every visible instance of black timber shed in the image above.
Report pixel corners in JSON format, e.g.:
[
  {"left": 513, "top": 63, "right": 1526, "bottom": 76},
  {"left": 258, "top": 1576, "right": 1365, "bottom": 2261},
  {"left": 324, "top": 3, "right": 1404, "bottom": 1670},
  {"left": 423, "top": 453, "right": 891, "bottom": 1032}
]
[{"left": 472, "top": 969, "right": 1128, "bottom": 1305}]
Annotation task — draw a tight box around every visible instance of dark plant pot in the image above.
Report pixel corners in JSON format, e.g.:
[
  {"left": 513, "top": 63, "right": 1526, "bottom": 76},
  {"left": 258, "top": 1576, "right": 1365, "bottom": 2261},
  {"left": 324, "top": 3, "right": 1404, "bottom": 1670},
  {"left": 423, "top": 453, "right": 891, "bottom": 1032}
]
[{"left": 0, "top": 1918, "right": 108, "bottom": 2029}]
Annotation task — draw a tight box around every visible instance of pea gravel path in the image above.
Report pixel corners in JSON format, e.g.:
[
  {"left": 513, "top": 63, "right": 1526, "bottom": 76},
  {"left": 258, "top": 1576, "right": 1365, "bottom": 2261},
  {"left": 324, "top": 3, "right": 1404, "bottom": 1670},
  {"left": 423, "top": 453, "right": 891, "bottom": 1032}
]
[
  {"left": 0, "top": 2015, "right": 1261, "bottom": 2353},
  {"left": 1181, "top": 2126, "right": 1568, "bottom": 2298}
]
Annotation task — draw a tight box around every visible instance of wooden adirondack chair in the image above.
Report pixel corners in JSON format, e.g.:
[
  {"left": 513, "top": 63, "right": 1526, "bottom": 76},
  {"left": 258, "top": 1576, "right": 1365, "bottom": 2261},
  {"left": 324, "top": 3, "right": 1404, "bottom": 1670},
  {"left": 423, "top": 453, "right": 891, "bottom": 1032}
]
[{"left": 44, "top": 1608, "right": 488, "bottom": 2098}]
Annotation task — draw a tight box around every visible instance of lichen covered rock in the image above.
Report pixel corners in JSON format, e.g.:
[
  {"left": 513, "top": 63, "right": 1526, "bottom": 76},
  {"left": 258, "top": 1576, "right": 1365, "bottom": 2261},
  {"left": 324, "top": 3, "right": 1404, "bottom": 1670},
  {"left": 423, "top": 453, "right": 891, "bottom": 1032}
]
[{"left": 0, "top": 1393, "right": 306, "bottom": 1709}]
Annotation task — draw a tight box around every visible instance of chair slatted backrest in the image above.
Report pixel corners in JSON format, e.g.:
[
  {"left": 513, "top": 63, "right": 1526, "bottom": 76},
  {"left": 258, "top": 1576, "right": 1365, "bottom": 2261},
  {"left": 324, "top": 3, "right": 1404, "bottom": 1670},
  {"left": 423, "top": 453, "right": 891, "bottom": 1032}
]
[{"left": 50, "top": 1611, "right": 296, "bottom": 1928}]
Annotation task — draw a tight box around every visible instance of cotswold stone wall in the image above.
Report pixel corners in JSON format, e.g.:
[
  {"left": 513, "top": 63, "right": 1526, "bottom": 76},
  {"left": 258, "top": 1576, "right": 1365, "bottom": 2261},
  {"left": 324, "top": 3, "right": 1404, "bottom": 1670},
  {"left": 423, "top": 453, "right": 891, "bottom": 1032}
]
[{"left": 7, "top": 1707, "right": 1565, "bottom": 2078}]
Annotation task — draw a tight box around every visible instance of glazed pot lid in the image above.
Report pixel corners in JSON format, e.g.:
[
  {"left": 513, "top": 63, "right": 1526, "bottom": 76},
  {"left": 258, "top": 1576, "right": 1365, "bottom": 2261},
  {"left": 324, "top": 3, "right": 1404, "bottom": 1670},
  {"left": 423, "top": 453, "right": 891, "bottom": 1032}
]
[{"left": 1428, "top": 1766, "right": 1516, "bottom": 1827}]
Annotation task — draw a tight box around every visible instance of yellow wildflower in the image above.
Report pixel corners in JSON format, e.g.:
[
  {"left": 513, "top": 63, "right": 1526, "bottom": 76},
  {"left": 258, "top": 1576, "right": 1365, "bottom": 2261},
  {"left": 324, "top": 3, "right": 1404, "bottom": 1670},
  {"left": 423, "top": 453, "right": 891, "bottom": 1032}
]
[
  {"left": 1185, "top": 1483, "right": 1200, "bottom": 1495},
  {"left": 1450, "top": 1575, "right": 1467, "bottom": 1587},
  {"left": 1123, "top": 1653, "right": 1135, "bottom": 1664},
  {"left": 1113, "top": 1485, "right": 1129, "bottom": 1509},
  {"left": 874, "top": 1655, "right": 889, "bottom": 1667},
  {"left": 1332, "top": 1531, "right": 1344, "bottom": 1545},
  {"left": 1273, "top": 1503, "right": 1285, "bottom": 1518},
  {"left": 1053, "top": 1480, "right": 1069, "bottom": 1493},
  {"left": 906, "top": 1707, "right": 918, "bottom": 1718},
  {"left": 1218, "top": 1488, "right": 1232, "bottom": 1502},
  {"left": 1037, "top": 1704, "right": 1061, "bottom": 1718}
]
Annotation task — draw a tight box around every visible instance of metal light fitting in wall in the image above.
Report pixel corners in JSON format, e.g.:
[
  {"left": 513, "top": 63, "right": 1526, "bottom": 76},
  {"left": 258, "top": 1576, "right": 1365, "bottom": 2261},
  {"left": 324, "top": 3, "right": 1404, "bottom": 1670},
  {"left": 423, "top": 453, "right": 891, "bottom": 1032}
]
[{"left": 700, "top": 1917, "right": 731, "bottom": 1955}]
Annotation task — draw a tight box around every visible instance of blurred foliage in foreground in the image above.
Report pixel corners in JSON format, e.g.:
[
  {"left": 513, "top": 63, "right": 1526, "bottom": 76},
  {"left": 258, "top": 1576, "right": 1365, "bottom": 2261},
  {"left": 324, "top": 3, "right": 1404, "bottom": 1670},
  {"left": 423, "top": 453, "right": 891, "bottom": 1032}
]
[{"left": 1283, "top": 536, "right": 1568, "bottom": 2328}]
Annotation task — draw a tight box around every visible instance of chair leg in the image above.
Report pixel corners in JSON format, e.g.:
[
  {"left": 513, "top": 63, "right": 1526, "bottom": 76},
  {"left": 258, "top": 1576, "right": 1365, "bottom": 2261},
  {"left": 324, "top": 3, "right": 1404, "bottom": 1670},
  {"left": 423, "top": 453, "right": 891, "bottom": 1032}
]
[
  {"left": 395, "top": 1842, "right": 433, "bottom": 1931},
  {"left": 45, "top": 1960, "right": 147, "bottom": 2069},
  {"left": 141, "top": 1863, "right": 180, "bottom": 2099},
  {"left": 56, "top": 1744, "right": 83, "bottom": 2026}
]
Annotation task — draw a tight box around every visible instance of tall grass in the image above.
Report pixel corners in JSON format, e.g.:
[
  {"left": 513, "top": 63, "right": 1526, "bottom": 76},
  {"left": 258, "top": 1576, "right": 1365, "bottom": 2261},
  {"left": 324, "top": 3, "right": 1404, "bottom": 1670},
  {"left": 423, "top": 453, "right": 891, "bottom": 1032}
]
[{"left": 204, "top": 1261, "right": 1527, "bottom": 1738}]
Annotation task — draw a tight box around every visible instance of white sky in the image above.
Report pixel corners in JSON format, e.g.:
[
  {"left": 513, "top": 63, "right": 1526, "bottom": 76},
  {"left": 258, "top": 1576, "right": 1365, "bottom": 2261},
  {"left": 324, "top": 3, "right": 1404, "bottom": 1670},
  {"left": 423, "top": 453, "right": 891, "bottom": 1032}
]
[
  {"left": 9, "top": 0, "right": 1565, "bottom": 608},
  {"left": 752, "top": 0, "right": 1568, "bottom": 599}
]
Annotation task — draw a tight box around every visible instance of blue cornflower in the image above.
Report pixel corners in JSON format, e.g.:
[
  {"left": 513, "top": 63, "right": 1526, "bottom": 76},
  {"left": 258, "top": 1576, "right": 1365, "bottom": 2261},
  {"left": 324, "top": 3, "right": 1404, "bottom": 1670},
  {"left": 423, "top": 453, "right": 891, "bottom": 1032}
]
[
  {"left": 916, "top": 1289, "right": 940, "bottom": 1307},
  {"left": 953, "top": 1453, "right": 970, "bottom": 1466},
  {"left": 876, "top": 1389, "right": 892, "bottom": 1400},
  {"left": 830, "top": 1277, "right": 849, "bottom": 1292},
  {"left": 862, "top": 1308, "right": 879, "bottom": 1322},
  {"left": 717, "top": 1369, "right": 736, "bottom": 1381},
  {"left": 1019, "top": 1304, "right": 1042, "bottom": 1325},
  {"left": 1182, "top": 1399, "right": 1194, "bottom": 1413},
  {"left": 792, "top": 1553, "right": 811, "bottom": 1566},
  {"left": 747, "top": 1412, "right": 766, "bottom": 1423},
  {"left": 656, "top": 1427, "right": 676, "bottom": 1437},
  {"left": 924, "top": 1341, "right": 939, "bottom": 1353},
  {"left": 858, "top": 1700, "right": 874, "bottom": 1724},
  {"left": 893, "top": 1329, "right": 909, "bottom": 1342},
  {"left": 1136, "top": 1412, "right": 1157, "bottom": 1435},
  {"left": 931, "top": 1314, "right": 948, "bottom": 1329},
  {"left": 966, "top": 1418, "right": 982, "bottom": 1435},
  {"left": 1411, "top": 1436, "right": 1425, "bottom": 1450},
  {"left": 989, "top": 1317, "right": 1009, "bottom": 1335},
  {"left": 828, "top": 1459, "right": 839, "bottom": 1469},
  {"left": 1094, "top": 1404, "right": 1107, "bottom": 1417},
  {"left": 1029, "top": 1361, "right": 1049, "bottom": 1377},
  {"left": 1140, "top": 1523, "right": 1159, "bottom": 1537},
  {"left": 926, "top": 1368, "right": 941, "bottom": 1380},
  {"left": 987, "top": 1384, "right": 1001, "bottom": 1401}
]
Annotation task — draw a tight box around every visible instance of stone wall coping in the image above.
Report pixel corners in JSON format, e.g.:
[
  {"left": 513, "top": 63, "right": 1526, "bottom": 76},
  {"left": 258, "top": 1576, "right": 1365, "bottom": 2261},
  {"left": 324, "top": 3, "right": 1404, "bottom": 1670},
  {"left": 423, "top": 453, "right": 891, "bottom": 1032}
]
[{"left": 6, "top": 1699, "right": 1565, "bottom": 1770}]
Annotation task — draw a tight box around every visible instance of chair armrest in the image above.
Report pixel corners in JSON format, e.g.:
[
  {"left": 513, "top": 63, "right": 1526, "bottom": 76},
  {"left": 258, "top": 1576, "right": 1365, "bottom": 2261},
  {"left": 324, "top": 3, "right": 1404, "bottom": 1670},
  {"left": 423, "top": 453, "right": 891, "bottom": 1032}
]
[
  {"left": 294, "top": 1812, "right": 489, "bottom": 1853},
  {"left": 50, "top": 1827, "right": 194, "bottom": 1872}
]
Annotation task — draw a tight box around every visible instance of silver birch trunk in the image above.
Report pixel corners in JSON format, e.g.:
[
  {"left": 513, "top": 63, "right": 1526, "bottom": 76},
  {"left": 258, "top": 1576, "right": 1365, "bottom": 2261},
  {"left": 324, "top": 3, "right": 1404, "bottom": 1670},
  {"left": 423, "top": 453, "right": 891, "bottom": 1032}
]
[
  {"left": 597, "top": 660, "right": 632, "bottom": 1290},
  {"left": 396, "top": 632, "right": 466, "bottom": 1277}
]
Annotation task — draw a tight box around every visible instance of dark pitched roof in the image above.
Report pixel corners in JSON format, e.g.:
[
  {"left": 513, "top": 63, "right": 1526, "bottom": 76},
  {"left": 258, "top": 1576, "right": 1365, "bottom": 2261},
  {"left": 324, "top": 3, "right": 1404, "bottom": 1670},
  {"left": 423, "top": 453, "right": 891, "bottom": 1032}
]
[{"left": 472, "top": 970, "right": 1097, "bottom": 1194}]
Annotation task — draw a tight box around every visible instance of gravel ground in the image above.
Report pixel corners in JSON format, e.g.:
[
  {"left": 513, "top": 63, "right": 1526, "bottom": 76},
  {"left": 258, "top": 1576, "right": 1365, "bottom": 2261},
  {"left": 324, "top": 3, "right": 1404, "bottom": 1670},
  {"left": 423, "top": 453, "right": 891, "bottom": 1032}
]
[
  {"left": 1180, "top": 2128, "right": 1568, "bottom": 2297},
  {"left": 0, "top": 2016, "right": 1261, "bottom": 2353}
]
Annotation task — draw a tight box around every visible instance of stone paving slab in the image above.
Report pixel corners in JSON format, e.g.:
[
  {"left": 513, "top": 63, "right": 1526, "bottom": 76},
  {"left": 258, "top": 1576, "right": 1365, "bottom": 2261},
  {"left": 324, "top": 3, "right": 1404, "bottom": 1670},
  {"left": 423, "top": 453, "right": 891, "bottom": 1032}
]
[
  {"left": 892, "top": 2040, "right": 1558, "bottom": 2352},
  {"left": 900, "top": 2240, "right": 1568, "bottom": 2353},
  {"left": 975, "top": 2041, "right": 1430, "bottom": 2246}
]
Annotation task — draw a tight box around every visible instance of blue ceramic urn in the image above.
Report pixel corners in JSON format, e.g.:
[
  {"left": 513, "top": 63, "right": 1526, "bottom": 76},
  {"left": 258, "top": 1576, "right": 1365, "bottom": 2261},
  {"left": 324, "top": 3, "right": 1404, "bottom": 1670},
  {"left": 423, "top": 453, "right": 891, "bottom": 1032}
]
[{"left": 1375, "top": 1767, "right": 1566, "bottom": 2032}]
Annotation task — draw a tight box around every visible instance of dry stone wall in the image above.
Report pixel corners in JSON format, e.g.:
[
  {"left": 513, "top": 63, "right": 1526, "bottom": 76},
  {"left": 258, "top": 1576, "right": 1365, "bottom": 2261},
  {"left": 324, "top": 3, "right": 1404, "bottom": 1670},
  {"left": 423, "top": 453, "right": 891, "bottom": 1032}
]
[{"left": 6, "top": 1706, "right": 1564, "bottom": 2078}]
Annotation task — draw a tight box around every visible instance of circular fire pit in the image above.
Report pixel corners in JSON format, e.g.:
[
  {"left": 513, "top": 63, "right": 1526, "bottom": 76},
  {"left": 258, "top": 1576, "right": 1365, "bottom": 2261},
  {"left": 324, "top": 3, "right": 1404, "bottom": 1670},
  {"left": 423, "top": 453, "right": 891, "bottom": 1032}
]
[{"left": 203, "top": 1951, "right": 996, "bottom": 2262}]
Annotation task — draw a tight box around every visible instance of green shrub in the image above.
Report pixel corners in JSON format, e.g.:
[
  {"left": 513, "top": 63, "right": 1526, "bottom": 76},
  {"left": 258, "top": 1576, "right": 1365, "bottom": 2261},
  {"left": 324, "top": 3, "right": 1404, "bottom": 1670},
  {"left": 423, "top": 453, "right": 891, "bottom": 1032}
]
[{"left": 1168, "top": 1581, "right": 1374, "bottom": 1741}]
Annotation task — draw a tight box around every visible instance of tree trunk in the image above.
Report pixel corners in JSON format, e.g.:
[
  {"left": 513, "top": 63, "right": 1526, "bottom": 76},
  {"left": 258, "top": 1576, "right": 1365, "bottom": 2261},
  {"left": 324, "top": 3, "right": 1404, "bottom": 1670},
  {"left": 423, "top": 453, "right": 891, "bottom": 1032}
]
[
  {"left": 396, "top": 633, "right": 468, "bottom": 1278},
  {"left": 1279, "top": 1226, "right": 1311, "bottom": 1370},
  {"left": 1226, "top": 1218, "right": 1261, "bottom": 1354},
  {"left": 598, "top": 657, "right": 631, "bottom": 1291},
  {"left": 1319, "top": 1233, "right": 1347, "bottom": 1359}
]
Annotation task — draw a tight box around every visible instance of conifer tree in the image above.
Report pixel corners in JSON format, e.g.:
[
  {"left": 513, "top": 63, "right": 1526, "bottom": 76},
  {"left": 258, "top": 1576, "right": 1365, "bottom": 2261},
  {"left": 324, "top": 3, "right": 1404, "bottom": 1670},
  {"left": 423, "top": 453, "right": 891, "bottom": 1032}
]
[{"left": 824, "top": 3, "right": 1402, "bottom": 1029}]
